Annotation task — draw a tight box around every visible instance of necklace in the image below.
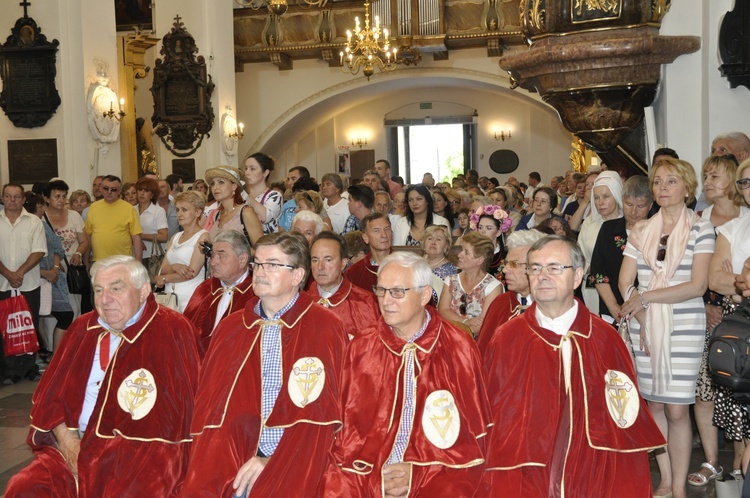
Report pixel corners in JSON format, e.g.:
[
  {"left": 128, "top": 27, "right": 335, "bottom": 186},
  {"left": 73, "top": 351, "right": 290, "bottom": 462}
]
[
  {"left": 428, "top": 256, "right": 446, "bottom": 268},
  {"left": 218, "top": 205, "right": 238, "bottom": 227}
]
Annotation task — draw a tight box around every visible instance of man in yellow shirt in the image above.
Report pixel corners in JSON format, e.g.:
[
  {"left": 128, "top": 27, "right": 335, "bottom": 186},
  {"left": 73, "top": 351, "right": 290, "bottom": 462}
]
[{"left": 85, "top": 175, "right": 143, "bottom": 262}]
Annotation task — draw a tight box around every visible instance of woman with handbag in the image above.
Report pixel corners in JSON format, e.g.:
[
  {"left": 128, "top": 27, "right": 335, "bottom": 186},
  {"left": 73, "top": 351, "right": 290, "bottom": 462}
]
[
  {"left": 42, "top": 180, "right": 89, "bottom": 318},
  {"left": 135, "top": 177, "right": 168, "bottom": 272},
  {"left": 156, "top": 191, "right": 210, "bottom": 312},
  {"left": 619, "top": 158, "right": 715, "bottom": 498},
  {"left": 25, "top": 195, "right": 74, "bottom": 355}
]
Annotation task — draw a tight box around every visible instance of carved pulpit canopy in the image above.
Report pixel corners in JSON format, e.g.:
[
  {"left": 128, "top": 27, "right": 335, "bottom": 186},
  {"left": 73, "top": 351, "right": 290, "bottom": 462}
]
[{"left": 150, "top": 15, "right": 215, "bottom": 157}]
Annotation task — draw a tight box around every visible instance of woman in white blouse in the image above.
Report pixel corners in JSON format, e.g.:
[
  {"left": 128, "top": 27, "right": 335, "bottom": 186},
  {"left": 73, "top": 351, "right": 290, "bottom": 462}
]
[{"left": 135, "top": 177, "right": 168, "bottom": 269}]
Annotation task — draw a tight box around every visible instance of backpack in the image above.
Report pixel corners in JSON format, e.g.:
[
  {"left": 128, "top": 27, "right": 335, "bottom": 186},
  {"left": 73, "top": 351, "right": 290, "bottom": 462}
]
[{"left": 708, "top": 299, "right": 750, "bottom": 401}]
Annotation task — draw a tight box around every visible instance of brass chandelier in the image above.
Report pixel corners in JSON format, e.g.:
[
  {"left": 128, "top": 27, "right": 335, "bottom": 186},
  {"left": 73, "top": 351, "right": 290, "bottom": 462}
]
[
  {"left": 340, "top": 0, "right": 396, "bottom": 80},
  {"left": 234, "top": 0, "right": 327, "bottom": 16}
]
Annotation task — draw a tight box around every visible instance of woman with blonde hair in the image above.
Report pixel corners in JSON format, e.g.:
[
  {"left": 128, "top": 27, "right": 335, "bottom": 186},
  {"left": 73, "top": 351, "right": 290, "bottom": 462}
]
[
  {"left": 438, "top": 231, "right": 503, "bottom": 338},
  {"left": 619, "top": 157, "right": 715, "bottom": 498},
  {"left": 421, "top": 224, "right": 458, "bottom": 304},
  {"left": 294, "top": 190, "right": 333, "bottom": 231},
  {"left": 157, "top": 191, "right": 211, "bottom": 312},
  {"left": 68, "top": 190, "right": 91, "bottom": 216}
]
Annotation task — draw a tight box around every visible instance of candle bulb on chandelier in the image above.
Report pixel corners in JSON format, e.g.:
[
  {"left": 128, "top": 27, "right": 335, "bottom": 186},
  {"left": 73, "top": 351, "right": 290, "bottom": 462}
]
[
  {"left": 239, "top": 123, "right": 244, "bottom": 134},
  {"left": 109, "top": 97, "right": 114, "bottom": 112},
  {"left": 119, "top": 98, "right": 125, "bottom": 110}
]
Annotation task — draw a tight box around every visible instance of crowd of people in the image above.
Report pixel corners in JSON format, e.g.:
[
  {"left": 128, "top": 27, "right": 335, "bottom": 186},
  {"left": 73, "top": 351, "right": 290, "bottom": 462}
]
[{"left": 4, "top": 134, "right": 750, "bottom": 496}]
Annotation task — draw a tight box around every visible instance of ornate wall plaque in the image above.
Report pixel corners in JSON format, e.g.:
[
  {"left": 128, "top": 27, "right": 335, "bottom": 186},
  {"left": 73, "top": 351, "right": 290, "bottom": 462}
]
[
  {"left": 172, "top": 158, "right": 196, "bottom": 183},
  {"left": 0, "top": 3, "right": 61, "bottom": 128},
  {"left": 8, "top": 138, "right": 58, "bottom": 183},
  {"left": 719, "top": 1, "right": 750, "bottom": 91},
  {"left": 151, "top": 16, "right": 215, "bottom": 157}
]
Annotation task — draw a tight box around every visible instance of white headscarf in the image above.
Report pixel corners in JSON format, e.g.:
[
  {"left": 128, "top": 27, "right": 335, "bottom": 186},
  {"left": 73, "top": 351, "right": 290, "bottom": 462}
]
[{"left": 590, "top": 171, "right": 623, "bottom": 224}]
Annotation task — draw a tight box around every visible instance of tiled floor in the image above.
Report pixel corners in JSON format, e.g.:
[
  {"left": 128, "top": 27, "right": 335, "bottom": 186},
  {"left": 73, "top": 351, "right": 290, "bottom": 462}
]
[{"left": 0, "top": 377, "right": 742, "bottom": 497}]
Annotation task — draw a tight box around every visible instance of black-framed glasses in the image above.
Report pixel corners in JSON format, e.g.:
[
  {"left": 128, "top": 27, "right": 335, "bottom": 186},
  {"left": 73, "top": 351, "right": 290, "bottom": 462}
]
[
  {"left": 657, "top": 234, "right": 669, "bottom": 262},
  {"left": 372, "top": 285, "right": 425, "bottom": 299},
  {"left": 458, "top": 293, "right": 468, "bottom": 315},
  {"left": 250, "top": 261, "right": 296, "bottom": 272},
  {"left": 502, "top": 260, "right": 527, "bottom": 269},
  {"left": 737, "top": 178, "right": 750, "bottom": 190},
  {"left": 526, "top": 264, "right": 574, "bottom": 276}
]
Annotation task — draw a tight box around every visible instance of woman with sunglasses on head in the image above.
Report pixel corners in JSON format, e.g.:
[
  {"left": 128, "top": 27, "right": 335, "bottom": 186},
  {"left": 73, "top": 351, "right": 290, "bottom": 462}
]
[
  {"left": 696, "top": 155, "right": 750, "bottom": 485},
  {"left": 438, "top": 231, "right": 503, "bottom": 338},
  {"left": 619, "top": 158, "right": 715, "bottom": 498}
]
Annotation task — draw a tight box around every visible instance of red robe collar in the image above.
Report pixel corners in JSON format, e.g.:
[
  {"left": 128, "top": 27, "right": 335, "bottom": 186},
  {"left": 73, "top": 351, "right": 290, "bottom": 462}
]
[
  {"left": 346, "top": 251, "right": 390, "bottom": 291},
  {"left": 477, "top": 292, "right": 520, "bottom": 355},
  {"left": 309, "top": 277, "right": 356, "bottom": 308}
]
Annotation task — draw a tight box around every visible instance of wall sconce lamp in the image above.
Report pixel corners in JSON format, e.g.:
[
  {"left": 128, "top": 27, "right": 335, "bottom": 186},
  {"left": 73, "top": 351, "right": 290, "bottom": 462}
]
[
  {"left": 352, "top": 137, "right": 368, "bottom": 148},
  {"left": 494, "top": 129, "right": 511, "bottom": 141},
  {"left": 228, "top": 121, "right": 245, "bottom": 140},
  {"left": 103, "top": 97, "right": 126, "bottom": 122}
]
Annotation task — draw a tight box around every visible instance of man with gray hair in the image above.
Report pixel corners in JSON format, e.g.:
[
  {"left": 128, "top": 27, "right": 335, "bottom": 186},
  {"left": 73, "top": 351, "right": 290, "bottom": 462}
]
[
  {"left": 183, "top": 229, "right": 255, "bottom": 352},
  {"left": 320, "top": 251, "right": 489, "bottom": 496},
  {"left": 476, "top": 229, "right": 546, "bottom": 354},
  {"left": 7, "top": 255, "right": 201, "bottom": 497},
  {"left": 184, "top": 232, "right": 347, "bottom": 497},
  {"left": 482, "top": 235, "right": 665, "bottom": 496},
  {"left": 321, "top": 173, "right": 349, "bottom": 234}
]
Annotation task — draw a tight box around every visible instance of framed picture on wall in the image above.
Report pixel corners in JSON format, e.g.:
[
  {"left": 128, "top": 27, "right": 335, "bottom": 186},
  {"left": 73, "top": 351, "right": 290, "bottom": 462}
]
[{"left": 115, "top": 0, "right": 153, "bottom": 32}]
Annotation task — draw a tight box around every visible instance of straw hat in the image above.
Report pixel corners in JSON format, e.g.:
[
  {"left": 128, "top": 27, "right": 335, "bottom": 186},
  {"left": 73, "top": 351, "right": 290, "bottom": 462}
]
[{"left": 204, "top": 166, "right": 243, "bottom": 186}]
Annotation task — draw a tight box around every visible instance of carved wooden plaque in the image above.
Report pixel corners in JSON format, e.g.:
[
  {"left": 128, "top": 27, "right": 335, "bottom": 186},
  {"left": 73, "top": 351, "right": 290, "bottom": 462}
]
[
  {"left": 8, "top": 138, "right": 58, "bottom": 183},
  {"left": 172, "top": 158, "right": 196, "bottom": 183},
  {"left": 0, "top": 15, "right": 61, "bottom": 128},
  {"left": 151, "top": 16, "right": 214, "bottom": 157}
]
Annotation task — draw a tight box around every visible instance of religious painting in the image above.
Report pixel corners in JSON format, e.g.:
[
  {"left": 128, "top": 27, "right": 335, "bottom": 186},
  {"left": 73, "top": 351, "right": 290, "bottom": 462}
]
[
  {"left": 0, "top": 6, "right": 61, "bottom": 128},
  {"left": 150, "top": 16, "right": 215, "bottom": 158},
  {"left": 115, "top": 0, "right": 153, "bottom": 32}
]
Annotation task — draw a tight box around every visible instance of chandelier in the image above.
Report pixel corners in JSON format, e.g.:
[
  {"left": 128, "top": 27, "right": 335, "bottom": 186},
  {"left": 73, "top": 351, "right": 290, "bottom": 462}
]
[
  {"left": 340, "top": 1, "right": 396, "bottom": 80},
  {"left": 234, "top": 0, "right": 327, "bottom": 16}
]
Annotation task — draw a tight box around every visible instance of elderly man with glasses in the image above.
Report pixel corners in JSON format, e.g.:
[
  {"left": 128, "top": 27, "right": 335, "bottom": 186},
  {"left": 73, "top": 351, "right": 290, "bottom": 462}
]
[
  {"left": 481, "top": 235, "right": 665, "bottom": 497},
  {"left": 319, "top": 251, "right": 489, "bottom": 497},
  {"left": 84, "top": 175, "right": 143, "bottom": 262},
  {"left": 183, "top": 232, "right": 347, "bottom": 497}
]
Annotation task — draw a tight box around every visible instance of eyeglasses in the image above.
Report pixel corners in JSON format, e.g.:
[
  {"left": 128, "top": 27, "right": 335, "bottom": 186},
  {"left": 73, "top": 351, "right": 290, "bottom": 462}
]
[
  {"left": 736, "top": 178, "right": 750, "bottom": 190},
  {"left": 526, "top": 264, "right": 574, "bottom": 276},
  {"left": 250, "top": 261, "right": 296, "bottom": 272},
  {"left": 458, "top": 293, "right": 468, "bottom": 315},
  {"left": 372, "top": 285, "right": 425, "bottom": 299},
  {"left": 502, "top": 260, "right": 527, "bottom": 269},
  {"left": 101, "top": 186, "right": 120, "bottom": 193},
  {"left": 657, "top": 234, "right": 669, "bottom": 262},
  {"left": 449, "top": 200, "right": 461, "bottom": 205}
]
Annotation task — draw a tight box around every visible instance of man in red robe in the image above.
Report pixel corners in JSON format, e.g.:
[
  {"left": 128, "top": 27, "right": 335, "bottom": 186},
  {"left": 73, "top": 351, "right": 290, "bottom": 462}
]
[
  {"left": 482, "top": 236, "right": 665, "bottom": 497},
  {"left": 181, "top": 232, "right": 347, "bottom": 497},
  {"left": 345, "top": 212, "right": 392, "bottom": 291},
  {"left": 476, "top": 230, "right": 544, "bottom": 355},
  {"left": 320, "top": 251, "right": 490, "bottom": 497},
  {"left": 308, "top": 231, "right": 380, "bottom": 339},
  {"left": 6, "top": 256, "right": 200, "bottom": 497},
  {"left": 183, "top": 229, "right": 254, "bottom": 353}
]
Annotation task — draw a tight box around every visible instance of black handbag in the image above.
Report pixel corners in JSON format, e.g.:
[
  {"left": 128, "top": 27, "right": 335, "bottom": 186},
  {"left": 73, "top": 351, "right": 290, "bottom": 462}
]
[
  {"left": 43, "top": 212, "right": 90, "bottom": 295},
  {"left": 708, "top": 298, "right": 750, "bottom": 400}
]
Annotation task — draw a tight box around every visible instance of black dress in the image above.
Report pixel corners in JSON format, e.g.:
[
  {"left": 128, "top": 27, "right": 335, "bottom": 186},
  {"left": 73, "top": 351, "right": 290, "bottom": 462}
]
[{"left": 589, "top": 217, "right": 628, "bottom": 318}]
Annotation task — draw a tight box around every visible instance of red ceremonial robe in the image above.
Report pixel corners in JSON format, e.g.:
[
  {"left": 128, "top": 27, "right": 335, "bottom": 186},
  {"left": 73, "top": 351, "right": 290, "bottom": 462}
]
[
  {"left": 319, "top": 307, "right": 490, "bottom": 497},
  {"left": 481, "top": 300, "right": 666, "bottom": 498},
  {"left": 6, "top": 295, "right": 201, "bottom": 498},
  {"left": 476, "top": 292, "right": 523, "bottom": 356},
  {"left": 345, "top": 253, "right": 381, "bottom": 291},
  {"left": 182, "top": 272, "right": 255, "bottom": 353},
  {"left": 307, "top": 277, "right": 381, "bottom": 339},
  {"left": 181, "top": 292, "right": 347, "bottom": 497}
]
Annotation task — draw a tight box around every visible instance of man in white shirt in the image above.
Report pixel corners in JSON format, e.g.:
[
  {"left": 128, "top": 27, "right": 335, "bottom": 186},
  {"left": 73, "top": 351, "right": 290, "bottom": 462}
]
[
  {"left": 321, "top": 173, "right": 349, "bottom": 234},
  {"left": 0, "top": 183, "right": 47, "bottom": 383}
]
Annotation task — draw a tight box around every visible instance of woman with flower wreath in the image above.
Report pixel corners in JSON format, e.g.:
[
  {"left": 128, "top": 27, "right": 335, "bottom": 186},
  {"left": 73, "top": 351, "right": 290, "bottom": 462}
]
[
  {"left": 577, "top": 171, "right": 624, "bottom": 316},
  {"left": 589, "top": 175, "right": 652, "bottom": 323},
  {"left": 471, "top": 203, "right": 513, "bottom": 277}
]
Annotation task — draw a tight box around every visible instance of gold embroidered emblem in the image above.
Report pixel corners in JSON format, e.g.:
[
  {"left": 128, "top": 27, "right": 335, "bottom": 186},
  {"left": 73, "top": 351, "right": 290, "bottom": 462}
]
[
  {"left": 318, "top": 298, "right": 331, "bottom": 308},
  {"left": 422, "top": 390, "right": 460, "bottom": 449},
  {"left": 117, "top": 368, "right": 157, "bottom": 420},
  {"left": 288, "top": 357, "right": 325, "bottom": 408},
  {"left": 604, "top": 369, "right": 639, "bottom": 429}
]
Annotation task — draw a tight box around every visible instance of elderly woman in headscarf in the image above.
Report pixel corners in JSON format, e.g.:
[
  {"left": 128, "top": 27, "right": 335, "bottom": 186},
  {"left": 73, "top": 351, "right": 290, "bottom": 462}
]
[{"left": 577, "top": 171, "right": 623, "bottom": 316}]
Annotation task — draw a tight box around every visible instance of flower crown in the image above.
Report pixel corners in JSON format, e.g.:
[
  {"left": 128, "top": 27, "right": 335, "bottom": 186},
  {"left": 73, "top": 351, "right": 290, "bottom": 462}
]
[{"left": 470, "top": 205, "right": 513, "bottom": 233}]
